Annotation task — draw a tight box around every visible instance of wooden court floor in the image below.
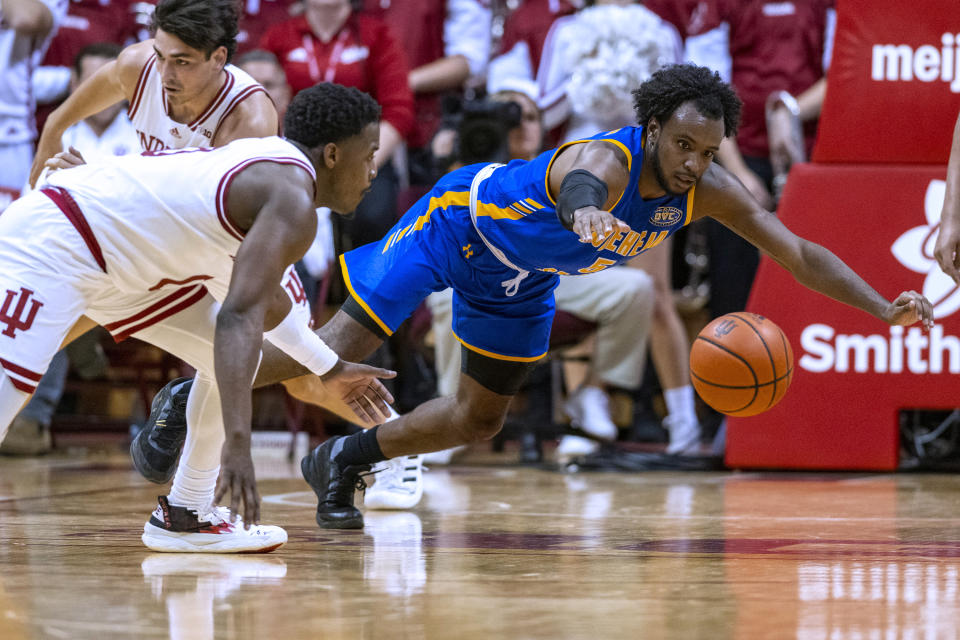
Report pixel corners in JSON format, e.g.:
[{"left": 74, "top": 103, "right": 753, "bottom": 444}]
[{"left": 2, "top": 441, "right": 960, "bottom": 640}]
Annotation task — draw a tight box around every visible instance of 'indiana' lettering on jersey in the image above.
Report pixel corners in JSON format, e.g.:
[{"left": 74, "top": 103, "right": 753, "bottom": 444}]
[{"left": 471, "top": 126, "right": 693, "bottom": 275}]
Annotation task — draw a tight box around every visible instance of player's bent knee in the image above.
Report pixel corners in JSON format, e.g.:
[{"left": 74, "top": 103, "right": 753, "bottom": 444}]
[{"left": 450, "top": 410, "right": 506, "bottom": 443}]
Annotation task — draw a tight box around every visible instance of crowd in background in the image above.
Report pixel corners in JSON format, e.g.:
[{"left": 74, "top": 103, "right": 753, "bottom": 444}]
[{"left": 0, "top": 0, "right": 835, "bottom": 460}]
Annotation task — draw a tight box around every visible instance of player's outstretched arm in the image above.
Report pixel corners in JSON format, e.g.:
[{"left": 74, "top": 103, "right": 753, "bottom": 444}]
[
  {"left": 935, "top": 110, "right": 960, "bottom": 284},
  {"left": 547, "top": 140, "right": 632, "bottom": 243},
  {"left": 696, "top": 163, "right": 935, "bottom": 329},
  {"left": 29, "top": 40, "right": 151, "bottom": 187},
  {"left": 213, "top": 164, "right": 318, "bottom": 523}
]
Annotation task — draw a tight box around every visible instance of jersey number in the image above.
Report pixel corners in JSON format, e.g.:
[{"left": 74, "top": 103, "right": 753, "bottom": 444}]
[{"left": 578, "top": 258, "right": 616, "bottom": 274}]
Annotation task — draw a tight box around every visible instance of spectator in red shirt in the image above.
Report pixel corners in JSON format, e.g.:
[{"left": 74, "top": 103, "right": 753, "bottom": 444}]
[
  {"left": 236, "top": 0, "right": 296, "bottom": 56},
  {"left": 260, "top": 0, "right": 414, "bottom": 249},
  {"left": 680, "top": 0, "right": 834, "bottom": 322},
  {"left": 362, "top": 0, "right": 491, "bottom": 185}
]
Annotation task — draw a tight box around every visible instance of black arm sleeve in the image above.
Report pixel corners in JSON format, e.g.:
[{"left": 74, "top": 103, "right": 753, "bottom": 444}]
[{"left": 556, "top": 169, "right": 609, "bottom": 231}]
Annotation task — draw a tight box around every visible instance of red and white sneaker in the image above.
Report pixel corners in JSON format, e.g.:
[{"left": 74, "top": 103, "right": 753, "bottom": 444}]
[{"left": 141, "top": 496, "right": 287, "bottom": 553}]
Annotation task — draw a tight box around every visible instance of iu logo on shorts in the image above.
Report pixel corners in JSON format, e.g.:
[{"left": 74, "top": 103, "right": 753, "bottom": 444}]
[{"left": 0, "top": 287, "right": 43, "bottom": 338}]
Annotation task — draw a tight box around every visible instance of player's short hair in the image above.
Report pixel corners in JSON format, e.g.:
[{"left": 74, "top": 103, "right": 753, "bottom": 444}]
[
  {"left": 73, "top": 42, "right": 122, "bottom": 76},
  {"left": 284, "top": 83, "right": 382, "bottom": 149},
  {"left": 632, "top": 64, "right": 741, "bottom": 138},
  {"left": 150, "top": 0, "right": 239, "bottom": 62}
]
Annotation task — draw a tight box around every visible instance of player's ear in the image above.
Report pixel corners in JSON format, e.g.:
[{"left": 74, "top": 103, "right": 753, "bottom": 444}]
[
  {"left": 211, "top": 46, "right": 228, "bottom": 69},
  {"left": 646, "top": 118, "right": 660, "bottom": 145},
  {"left": 322, "top": 142, "right": 338, "bottom": 169}
]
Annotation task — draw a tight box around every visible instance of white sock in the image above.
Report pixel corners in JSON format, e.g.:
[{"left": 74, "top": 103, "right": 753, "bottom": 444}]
[
  {"left": 664, "top": 385, "right": 697, "bottom": 424},
  {"left": 168, "top": 463, "right": 219, "bottom": 512}
]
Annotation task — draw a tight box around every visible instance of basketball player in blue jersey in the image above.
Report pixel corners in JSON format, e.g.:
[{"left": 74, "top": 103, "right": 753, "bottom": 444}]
[{"left": 147, "top": 63, "right": 936, "bottom": 530}]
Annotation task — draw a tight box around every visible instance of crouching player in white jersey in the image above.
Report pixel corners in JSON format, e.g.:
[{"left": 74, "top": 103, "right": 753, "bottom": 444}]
[
  {"left": 28, "top": 0, "right": 412, "bottom": 505},
  {"left": 0, "top": 83, "right": 394, "bottom": 552}
]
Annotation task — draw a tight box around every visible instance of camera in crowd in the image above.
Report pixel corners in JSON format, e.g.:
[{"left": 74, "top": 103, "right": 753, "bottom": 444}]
[{"left": 440, "top": 95, "right": 523, "bottom": 166}]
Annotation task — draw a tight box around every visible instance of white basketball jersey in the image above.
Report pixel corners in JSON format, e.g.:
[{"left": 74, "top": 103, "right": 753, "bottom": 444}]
[
  {"left": 43, "top": 136, "right": 315, "bottom": 298},
  {"left": 127, "top": 55, "right": 269, "bottom": 151}
]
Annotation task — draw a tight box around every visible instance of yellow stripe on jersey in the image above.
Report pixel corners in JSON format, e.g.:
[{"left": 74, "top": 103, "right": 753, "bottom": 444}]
[
  {"left": 418, "top": 190, "right": 470, "bottom": 229},
  {"left": 475, "top": 201, "right": 525, "bottom": 221},
  {"left": 382, "top": 190, "right": 470, "bottom": 253},
  {"left": 339, "top": 254, "right": 394, "bottom": 336},
  {"left": 523, "top": 198, "right": 544, "bottom": 210},
  {"left": 453, "top": 329, "right": 547, "bottom": 362},
  {"left": 685, "top": 183, "right": 696, "bottom": 226}
]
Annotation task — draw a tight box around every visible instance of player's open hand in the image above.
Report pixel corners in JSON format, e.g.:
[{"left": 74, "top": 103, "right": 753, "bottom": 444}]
[
  {"left": 572, "top": 207, "right": 631, "bottom": 245},
  {"left": 320, "top": 360, "right": 397, "bottom": 425},
  {"left": 215, "top": 442, "right": 260, "bottom": 527},
  {"left": 885, "top": 290, "right": 934, "bottom": 329},
  {"left": 934, "top": 214, "right": 960, "bottom": 284},
  {"left": 44, "top": 146, "right": 86, "bottom": 173}
]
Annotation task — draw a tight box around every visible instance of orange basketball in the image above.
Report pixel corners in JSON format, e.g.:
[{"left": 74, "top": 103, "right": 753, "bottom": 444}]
[{"left": 689, "top": 312, "right": 794, "bottom": 417}]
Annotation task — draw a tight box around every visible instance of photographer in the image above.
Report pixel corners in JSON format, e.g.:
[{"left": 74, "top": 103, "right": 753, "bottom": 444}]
[{"left": 423, "top": 80, "right": 656, "bottom": 465}]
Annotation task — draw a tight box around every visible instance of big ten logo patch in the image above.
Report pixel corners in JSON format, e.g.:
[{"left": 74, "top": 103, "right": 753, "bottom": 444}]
[{"left": 0, "top": 287, "right": 43, "bottom": 338}]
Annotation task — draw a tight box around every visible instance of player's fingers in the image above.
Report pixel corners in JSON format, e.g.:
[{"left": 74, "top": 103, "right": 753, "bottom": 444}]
[
  {"left": 574, "top": 217, "right": 590, "bottom": 243},
  {"left": 349, "top": 397, "right": 376, "bottom": 425},
  {"left": 251, "top": 487, "right": 261, "bottom": 526},
  {"left": 244, "top": 483, "right": 259, "bottom": 527},
  {"left": 228, "top": 474, "right": 241, "bottom": 522},
  {"left": 919, "top": 294, "right": 935, "bottom": 329},
  {"left": 214, "top": 475, "right": 226, "bottom": 505},
  {"left": 366, "top": 391, "right": 393, "bottom": 421},
  {"left": 359, "top": 365, "right": 396, "bottom": 380},
  {"left": 368, "top": 380, "right": 395, "bottom": 408}
]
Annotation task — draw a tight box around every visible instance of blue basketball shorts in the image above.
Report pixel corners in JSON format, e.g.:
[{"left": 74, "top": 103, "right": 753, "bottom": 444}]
[{"left": 339, "top": 166, "right": 559, "bottom": 362}]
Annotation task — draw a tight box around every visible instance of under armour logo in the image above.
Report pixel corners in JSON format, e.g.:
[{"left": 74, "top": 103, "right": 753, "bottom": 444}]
[
  {"left": 0, "top": 287, "right": 43, "bottom": 338},
  {"left": 713, "top": 319, "right": 737, "bottom": 338},
  {"left": 462, "top": 243, "right": 473, "bottom": 259}
]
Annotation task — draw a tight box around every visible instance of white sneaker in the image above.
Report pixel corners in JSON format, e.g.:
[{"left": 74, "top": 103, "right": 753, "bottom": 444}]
[
  {"left": 364, "top": 455, "right": 423, "bottom": 510},
  {"left": 141, "top": 496, "right": 287, "bottom": 553},
  {"left": 563, "top": 386, "right": 618, "bottom": 440},
  {"left": 555, "top": 435, "right": 599, "bottom": 463},
  {"left": 664, "top": 415, "right": 701, "bottom": 455},
  {"left": 422, "top": 445, "right": 466, "bottom": 465}
]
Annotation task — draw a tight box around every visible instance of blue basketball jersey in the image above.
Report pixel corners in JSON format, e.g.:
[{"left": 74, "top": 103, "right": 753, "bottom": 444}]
[
  {"left": 473, "top": 125, "right": 695, "bottom": 275},
  {"left": 341, "top": 125, "right": 696, "bottom": 361}
]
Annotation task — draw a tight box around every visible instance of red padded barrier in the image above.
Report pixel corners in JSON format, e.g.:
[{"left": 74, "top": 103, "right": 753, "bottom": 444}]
[
  {"left": 813, "top": 0, "right": 960, "bottom": 164},
  {"left": 727, "top": 163, "right": 959, "bottom": 470}
]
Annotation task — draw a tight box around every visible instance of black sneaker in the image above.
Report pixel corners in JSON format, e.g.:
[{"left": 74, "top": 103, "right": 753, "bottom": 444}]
[
  {"left": 131, "top": 377, "right": 193, "bottom": 483},
  {"left": 300, "top": 436, "right": 370, "bottom": 529}
]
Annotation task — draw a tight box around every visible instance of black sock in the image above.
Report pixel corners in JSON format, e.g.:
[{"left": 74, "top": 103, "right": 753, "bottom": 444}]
[{"left": 334, "top": 427, "right": 387, "bottom": 468}]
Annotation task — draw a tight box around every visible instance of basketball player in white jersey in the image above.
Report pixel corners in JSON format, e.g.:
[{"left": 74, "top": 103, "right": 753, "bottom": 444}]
[
  {"left": 29, "top": 0, "right": 276, "bottom": 182},
  {"left": 0, "top": 83, "right": 393, "bottom": 552},
  {"left": 29, "top": 0, "right": 401, "bottom": 484}
]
